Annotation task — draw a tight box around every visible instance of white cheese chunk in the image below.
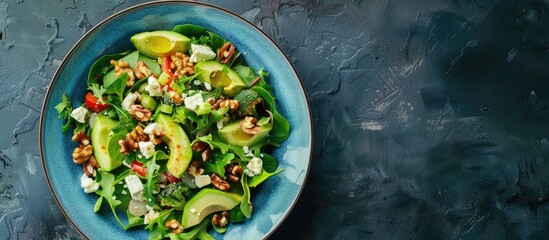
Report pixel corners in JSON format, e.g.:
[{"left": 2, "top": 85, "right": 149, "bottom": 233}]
[
  {"left": 204, "top": 82, "right": 212, "bottom": 91},
  {"left": 125, "top": 175, "right": 144, "bottom": 201},
  {"left": 143, "top": 122, "right": 164, "bottom": 135},
  {"left": 70, "top": 106, "right": 88, "bottom": 123},
  {"left": 184, "top": 92, "right": 204, "bottom": 110},
  {"left": 144, "top": 208, "right": 160, "bottom": 224},
  {"left": 216, "top": 116, "right": 230, "bottom": 130},
  {"left": 145, "top": 76, "right": 163, "bottom": 97},
  {"left": 121, "top": 92, "right": 138, "bottom": 110},
  {"left": 194, "top": 175, "right": 211, "bottom": 188},
  {"left": 244, "top": 157, "right": 263, "bottom": 177},
  {"left": 138, "top": 141, "right": 155, "bottom": 159},
  {"left": 189, "top": 44, "right": 216, "bottom": 63},
  {"left": 80, "top": 173, "right": 99, "bottom": 193}
]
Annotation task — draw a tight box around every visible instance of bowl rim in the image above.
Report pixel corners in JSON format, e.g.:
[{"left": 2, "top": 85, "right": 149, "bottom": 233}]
[{"left": 39, "top": 0, "right": 313, "bottom": 239}]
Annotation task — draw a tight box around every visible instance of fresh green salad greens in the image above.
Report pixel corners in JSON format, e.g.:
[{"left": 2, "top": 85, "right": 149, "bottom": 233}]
[{"left": 56, "top": 24, "right": 290, "bottom": 239}]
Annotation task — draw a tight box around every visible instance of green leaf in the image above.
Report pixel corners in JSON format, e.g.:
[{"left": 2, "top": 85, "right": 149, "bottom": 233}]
[
  {"left": 95, "top": 171, "right": 125, "bottom": 228},
  {"left": 107, "top": 131, "right": 127, "bottom": 171},
  {"left": 169, "top": 217, "right": 214, "bottom": 240},
  {"left": 88, "top": 50, "right": 132, "bottom": 85},
  {"left": 144, "top": 154, "right": 161, "bottom": 206},
  {"left": 138, "top": 55, "right": 161, "bottom": 76},
  {"left": 260, "top": 153, "right": 278, "bottom": 173},
  {"left": 144, "top": 208, "right": 173, "bottom": 237},
  {"left": 248, "top": 169, "right": 284, "bottom": 188},
  {"left": 172, "top": 24, "right": 209, "bottom": 38},
  {"left": 195, "top": 134, "right": 248, "bottom": 161},
  {"left": 240, "top": 176, "right": 252, "bottom": 218},
  {"left": 251, "top": 86, "right": 290, "bottom": 144},
  {"left": 204, "top": 153, "right": 234, "bottom": 178},
  {"left": 208, "top": 31, "right": 226, "bottom": 50},
  {"left": 125, "top": 210, "right": 144, "bottom": 229},
  {"left": 56, "top": 93, "right": 75, "bottom": 133},
  {"left": 105, "top": 73, "right": 128, "bottom": 100},
  {"left": 229, "top": 207, "right": 245, "bottom": 223},
  {"left": 87, "top": 83, "right": 107, "bottom": 103},
  {"left": 103, "top": 51, "right": 139, "bottom": 87},
  {"left": 233, "top": 65, "right": 257, "bottom": 86},
  {"left": 94, "top": 196, "right": 103, "bottom": 212}
]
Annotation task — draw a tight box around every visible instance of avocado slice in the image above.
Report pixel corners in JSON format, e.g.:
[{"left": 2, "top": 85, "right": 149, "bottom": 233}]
[
  {"left": 91, "top": 115, "right": 122, "bottom": 171},
  {"left": 155, "top": 113, "right": 192, "bottom": 178},
  {"left": 218, "top": 120, "right": 272, "bottom": 147},
  {"left": 181, "top": 188, "right": 242, "bottom": 229},
  {"left": 131, "top": 30, "right": 191, "bottom": 58},
  {"left": 194, "top": 61, "right": 246, "bottom": 97}
]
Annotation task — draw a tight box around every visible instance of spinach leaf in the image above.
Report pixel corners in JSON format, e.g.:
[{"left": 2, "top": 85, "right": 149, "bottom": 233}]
[
  {"left": 138, "top": 55, "right": 161, "bottom": 76},
  {"left": 103, "top": 51, "right": 139, "bottom": 86},
  {"left": 107, "top": 131, "right": 128, "bottom": 166},
  {"left": 248, "top": 169, "right": 284, "bottom": 188},
  {"left": 208, "top": 31, "right": 226, "bottom": 50},
  {"left": 233, "top": 65, "right": 257, "bottom": 86},
  {"left": 105, "top": 73, "right": 128, "bottom": 100},
  {"left": 251, "top": 86, "right": 290, "bottom": 144},
  {"left": 172, "top": 24, "right": 209, "bottom": 38},
  {"left": 229, "top": 207, "right": 245, "bottom": 223},
  {"left": 240, "top": 176, "right": 252, "bottom": 218},
  {"left": 260, "top": 153, "right": 278, "bottom": 173},
  {"left": 88, "top": 50, "right": 132, "bottom": 85}
]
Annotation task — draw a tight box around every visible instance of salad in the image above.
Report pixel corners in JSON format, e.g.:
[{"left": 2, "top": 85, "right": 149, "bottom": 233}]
[{"left": 55, "top": 24, "right": 289, "bottom": 239}]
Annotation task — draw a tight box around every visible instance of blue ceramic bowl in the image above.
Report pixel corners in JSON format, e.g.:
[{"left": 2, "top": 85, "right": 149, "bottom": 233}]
[{"left": 39, "top": 1, "right": 312, "bottom": 239}]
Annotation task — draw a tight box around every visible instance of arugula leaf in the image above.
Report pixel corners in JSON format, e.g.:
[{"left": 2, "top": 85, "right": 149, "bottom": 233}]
[
  {"left": 95, "top": 171, "right": 125, "bottom": 228},
  {"left": 125, "top": 210, "right": 144, "bottom": 229},
  {"left": 144, "top": 208, "right": 173, "bottom": 237},
  {"left": 204, "top": 153, "right": 234, "bottom": 178},
  {"left": 87, "top": 50, "right": 132, "bottom": 85},
  {"left": 248, "top": 169, "right": 284, "bottom": 188},
  {"left": 240, "top": 176, "right": 252, "bottom": 218},
  {"left": 55, "top": 93, "right": 74, "bottom": 133},
  {"left": 168, "top": 217, "right": 214, "bottom": 240},
  {"left": 87, "top": 83, "right": 107, "bottom": 103},
  {"left": 190, "top": 35, "right": 211, "bottom": 46},
  {"left": 94, "top": 196, "right": 103, "bottom": 212},
  {"left": 144, "top": 153, "right": 161, "bottom": 206}
]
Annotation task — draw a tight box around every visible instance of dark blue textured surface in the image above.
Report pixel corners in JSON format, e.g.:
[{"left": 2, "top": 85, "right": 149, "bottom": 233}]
[{"left": 3, "top": 0, "right": 549, "bottom": 239}]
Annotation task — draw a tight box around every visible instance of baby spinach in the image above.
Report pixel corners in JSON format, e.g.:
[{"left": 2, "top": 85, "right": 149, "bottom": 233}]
[
  {"left": 233, "top": 65, "right": 257, "bottom": 86},
  {"left": 251, "top": 86, "right": 290, "bottom": 144},
  {"left": 138, "top": 55, "right": 161, "bottom": 76},
  {"left": 87, "top": 50, "right": 132, "bottom": 85},
  {"left": 248, "top": 169, "right": 284, "bottom": 188},
  {"left": 171, "top": 24, "right": 209, "bottom": 38},
  {"left": 105, "top": 73, "right": 128, "bottom": 100}
]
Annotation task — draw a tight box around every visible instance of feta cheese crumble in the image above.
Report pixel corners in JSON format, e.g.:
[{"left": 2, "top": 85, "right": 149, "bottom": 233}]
[
  {"left": 121, "top": 92, "right": 138, "bottom": 110},
  {"left": 145, "top": 76, "right": 163, "bottom": 97},
  {"left": 184, "top": 92, "right": 204, "bottom": 110},
  {"left": 194, "top": 175, "right": 211, "bottom": 188},
  {"left": 144, "top": 208, "right": 160, "bottom": 224},
  {"left": 244, "top": 157, "right": 263, "bottom": 177},
  {"left": 138, "top": 141, "right": 155, "bottom": 159},
  {"left": 80, "top": 173, "right": 99, "bottom": 193},
  {"left": 189, "top": 44, "right": 216, "bottom": 63},
  {"left": 70, "top": 106, "right": 88, "bottom": 123},
  {"left": 125, "top": 175, "right": 144, "bottom": 201},
  {"left": 143, "top": 122, "right": 164, "bottom": 135}
]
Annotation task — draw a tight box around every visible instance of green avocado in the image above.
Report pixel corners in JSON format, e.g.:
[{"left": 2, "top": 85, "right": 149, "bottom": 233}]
[
  {"left": 218, "top": 120, "right": 272, "bottom": 147},
  {"left": 155, "top": 113, "right": 192, "bottom": 178},
  {"left": 194, "top": 61, "right": 246, "bottom": 97},
  {"left": 91, "top": 115, "right": 122, "bottom": 171},
  {"left": 130, "top": 30, "right": 190, "bottom": 58},
  {"left": 181, "top": 188, "right": 242, "bottom": 229}
]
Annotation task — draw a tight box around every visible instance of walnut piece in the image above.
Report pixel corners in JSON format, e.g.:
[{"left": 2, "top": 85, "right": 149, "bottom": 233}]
[
  {"left": 165, "top": 219, "right": 183, "bottom": 234},
  {"left": 211, "top": 173, "right": 230, "bottom": 191},
  {"left": 219, "top": 99, "right": 239, "bottom": 112},
  {"left": 110, "top": 59, "right": 135, "bottom": 87},
  {"left": 170, "top": 52, "right": 194, "bottom": 76},
  {"left": 73, "top": 145, "right": 93, "bottom": 164},
  {"left": 240, "top": 116, "right": 261, "bottom": 134},
  {"left": 119, "top": 125, "right": 149, "bottom": 154},
  {"left": 226, "top": 162, "right": 243, "bottom": 183},
  {"left": 82, "top": 160, "right": 96, "bottom": 177},
  {"left": 218, "top": 42, "right": 236, "bottom": 64},
  {"left": 134, "top": 61, "right": 152, "bottom": 80},
  {"left": 187, "top": 160, "right": 204, "bottom": 177},
  {"left": 212, "top": 211, "right": 230, "bottom": 227},
  {"left": 128, "top": 105, "right": 152, "bottom": 122},
  {"left": 72, "top": 132, "right": 90, "bottom": 147}
]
